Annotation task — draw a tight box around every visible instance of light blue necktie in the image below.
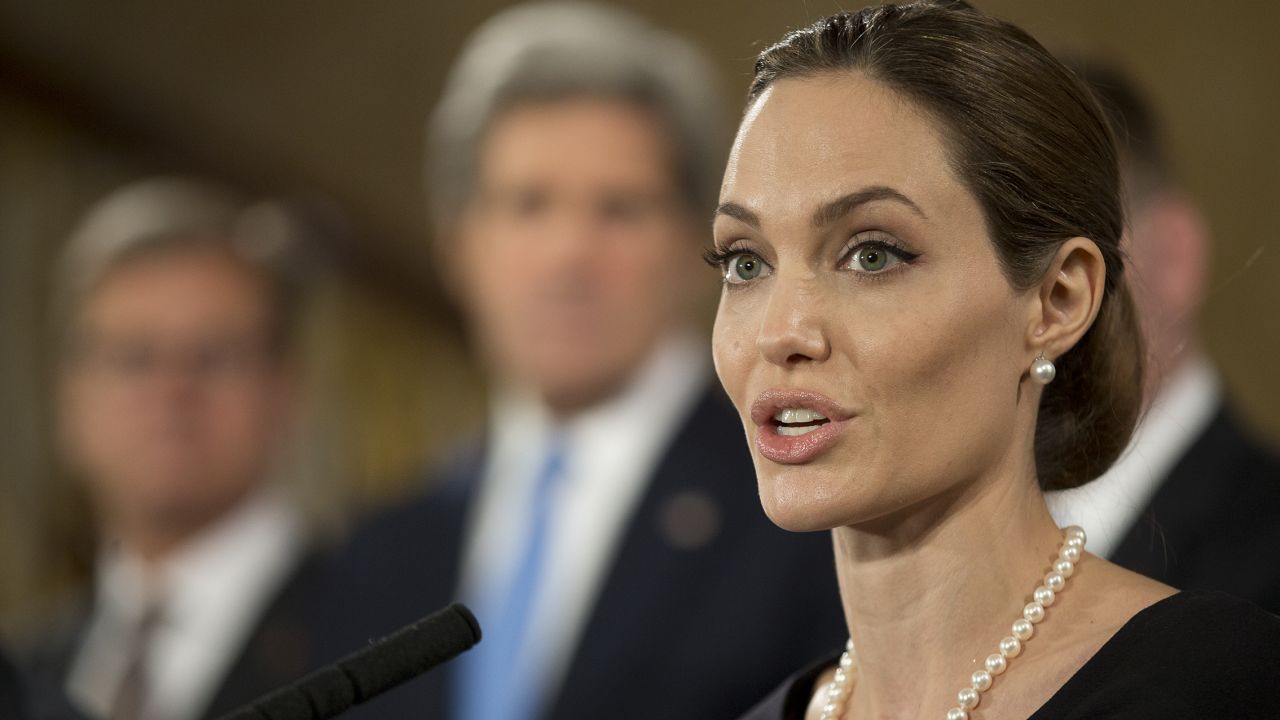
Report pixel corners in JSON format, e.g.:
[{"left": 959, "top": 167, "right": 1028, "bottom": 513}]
[{"left": 456, "top": 433, "right": 568, "bottom": 720}]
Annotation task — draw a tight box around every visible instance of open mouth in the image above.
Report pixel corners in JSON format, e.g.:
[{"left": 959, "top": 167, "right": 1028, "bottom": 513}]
[{"left": 771, "top": 408, "right": 831, "bottom": 437}]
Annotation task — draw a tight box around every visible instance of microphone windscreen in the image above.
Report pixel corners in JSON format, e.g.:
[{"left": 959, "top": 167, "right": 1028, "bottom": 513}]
[
  {"left": 340, "top": 602, "right": 481, "bottom": 699},
  {"left": 216, "top": 603, "right": 481, "bottom": 720}
]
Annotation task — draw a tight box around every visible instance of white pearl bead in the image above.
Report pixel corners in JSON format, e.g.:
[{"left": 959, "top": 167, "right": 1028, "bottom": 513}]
[
  {"left": 1034, "top": 585, "right": 1056, "bottom": 607},
  {"left": 823, "top": 701, "right": 839, "bottom": 715},
  {"left": 1064, "top": 535, "right": 1085, "bottom": 551},
  {"left": 1030, "top": 356, "right": 1056, "bottom": 384},
  {"left": 833, "top": 668, "right": 847, "bottom": 685},
  {"left": 985, "top": 653, "right": 1007, "bottom": 675},
  {"left": 1054, "top": 558, "right": 1074, "bottom": 578},
  {"left": 1045, "top": 572, "right": 1066, "bottom": 592},
  {"left": 1024, "top": 602, "right": 1046, "bottom": 624},
  {"left": 999, "top": 636, "right": 1022, "bottom": 658},
  {"left": 1012, "top": 618, "right": 1034, "bottom": 641},
  {"left": 1060, "top": 545, "right": 1082, "bottom": 563},
  {"left": 1064, "top": 525, "right": 1087, "bottom": 543},
  {"left": 840, "top": 653, "right": 854, "bottom": 670},
  {"left": 958, "top": 686, "right": 980, "bottom": 709},
  {"left": 947, "top": 707, "right": 969, "bottom": 720},
  {"left": 971, "top": 669, "right": 992, "bottom": 691}
]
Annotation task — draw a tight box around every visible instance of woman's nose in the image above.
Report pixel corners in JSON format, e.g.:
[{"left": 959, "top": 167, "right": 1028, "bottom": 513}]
[{"left": 756, "top": 280, "right": 831, "bottom": 367}]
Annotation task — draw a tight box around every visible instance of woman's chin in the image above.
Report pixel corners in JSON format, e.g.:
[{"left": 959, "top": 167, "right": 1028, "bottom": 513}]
[{"left": 757, "top": 473, "right": 851, "bottom": 533}]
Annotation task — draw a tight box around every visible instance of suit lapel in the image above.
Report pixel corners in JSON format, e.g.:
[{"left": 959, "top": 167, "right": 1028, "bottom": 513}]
[
  {"left": 544, "top": 381, "right": 757, "bottom": 717},
  {"left": 201, "top": 551, "right": 326, "bottom": 719},
  {"left": 1112, "top": 403, "right": 1257, "bottom": 579}
]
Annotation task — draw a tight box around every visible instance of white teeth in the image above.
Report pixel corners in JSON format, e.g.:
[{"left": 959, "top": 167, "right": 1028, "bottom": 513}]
[
  {"left": 773, "top": 408, "right": 828, "bottom": 424},
  {"left": 777, "top": 424, "right": 822, "bottom": 437},
  {"left": 772, "top": 408, "right": 830, "bottom": 436}
]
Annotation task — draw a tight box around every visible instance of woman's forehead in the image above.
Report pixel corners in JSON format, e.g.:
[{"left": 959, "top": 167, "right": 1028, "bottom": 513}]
[{"left": 722, "top": 74, "right": 964, "bottom": 225}]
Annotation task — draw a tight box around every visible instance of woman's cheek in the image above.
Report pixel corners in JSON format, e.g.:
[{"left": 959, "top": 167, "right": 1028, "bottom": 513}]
[{"left": 712, "top": 301, "right": 757, "bottom": 390}]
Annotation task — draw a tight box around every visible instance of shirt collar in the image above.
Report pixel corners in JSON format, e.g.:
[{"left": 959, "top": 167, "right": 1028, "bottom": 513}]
[
  {"left": 95, "top": 489, "right": 303, "bottom": 628},
  {"left": 486, "top": 331, "right": 711, "bottom": 486},
  {"left": 1046, "top": 354, "right": 1221, "bottom": 557}
]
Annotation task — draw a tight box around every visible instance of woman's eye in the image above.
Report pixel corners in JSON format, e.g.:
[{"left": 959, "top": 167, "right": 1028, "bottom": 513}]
[
  {"left": 847, "top": 242, "right": 910, "bottom": 274},
  {"left": 725, "top": 252, "right": 771, "bottom": 284}
]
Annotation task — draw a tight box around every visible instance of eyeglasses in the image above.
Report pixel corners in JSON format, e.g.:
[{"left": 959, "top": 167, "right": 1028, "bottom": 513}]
[{"left": 69, "top": 334, "right": 277, "bottom": 387}]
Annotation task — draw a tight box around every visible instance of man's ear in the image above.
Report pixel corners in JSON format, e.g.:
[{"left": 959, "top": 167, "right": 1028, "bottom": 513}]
[{"left": 1025, "top": 237, "right": 1107, "bottom": 363}]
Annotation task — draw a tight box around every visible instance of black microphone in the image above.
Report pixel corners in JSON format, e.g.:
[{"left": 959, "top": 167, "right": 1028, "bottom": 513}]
[{"left": 216, "top": 603, "right": 481, "bottom": 720}]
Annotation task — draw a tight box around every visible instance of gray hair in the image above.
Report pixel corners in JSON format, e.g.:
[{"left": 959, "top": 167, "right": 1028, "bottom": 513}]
[
  {"left": 426, "top": 1, "right": 725, "bottom": 235},
  {"left": 53, "top": 175, "right": 303, "bottom": 356}
]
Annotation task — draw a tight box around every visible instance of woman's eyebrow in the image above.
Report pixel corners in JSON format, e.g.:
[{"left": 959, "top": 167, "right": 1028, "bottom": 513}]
[
  {"left": 714, "top": 186, "right": 926, "bottom": 230},
  {"left": 812, "top": 186, "right": 927, "bottom": 227},
  {"left": 714, "top": 201, "right": 761, "bottom": 228}
]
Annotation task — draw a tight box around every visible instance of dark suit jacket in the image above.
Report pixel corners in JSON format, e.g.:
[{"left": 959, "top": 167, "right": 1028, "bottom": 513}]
[
  {"left": 2, "top": 644, "right": 32, "bottom": 720},
  {"left": 21, "top": 547, "right": 337, "bottom": 720},
  {"left": 1111, "top": 402, "right": 1280, "bottom": 613},
  {"left": 325, "top": 380, "right": 847, "bottom": 720}
]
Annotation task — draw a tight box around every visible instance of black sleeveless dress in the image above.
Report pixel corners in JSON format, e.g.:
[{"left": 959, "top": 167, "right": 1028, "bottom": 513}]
[{"left": 739, "top": 591, "right": 1280, "bottom": 719}]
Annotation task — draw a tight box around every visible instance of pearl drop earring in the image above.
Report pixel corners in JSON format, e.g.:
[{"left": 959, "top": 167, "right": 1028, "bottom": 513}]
[{"left": 1031, "top": 353, "right": 1056, "bottom": 385}]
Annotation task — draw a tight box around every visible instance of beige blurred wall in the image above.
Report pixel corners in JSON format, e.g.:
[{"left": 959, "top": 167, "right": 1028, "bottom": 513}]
[{"left": 1, "top": 0, "right": 1277, "bottom": 631}]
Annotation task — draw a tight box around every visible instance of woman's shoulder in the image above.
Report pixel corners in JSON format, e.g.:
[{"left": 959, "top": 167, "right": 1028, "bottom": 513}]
[
  {"left": 1108, "top": 590, "right": 1280, "bottom": 657},
  {"left": 1033, "top": 590, "right": 1280, "bottom": 718},
  {"left": 1152, "top": 588, "right": 1276, "bottom": 617}
]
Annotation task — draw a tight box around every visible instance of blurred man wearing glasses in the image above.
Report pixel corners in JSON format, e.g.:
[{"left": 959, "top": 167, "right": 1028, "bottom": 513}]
[{"left": 26, "top": 177, "right": 327, "bottom": 720}]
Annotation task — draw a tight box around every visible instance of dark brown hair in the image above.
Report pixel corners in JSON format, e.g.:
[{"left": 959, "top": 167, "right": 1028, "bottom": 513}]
[{"left": 749, "top": 1, "right": 1144, "bottom": 490}]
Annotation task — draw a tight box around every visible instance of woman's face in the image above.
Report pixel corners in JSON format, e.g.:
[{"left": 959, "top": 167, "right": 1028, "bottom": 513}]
[{"left": 712, "top": 72, "right": 1038, "bottom": 532}]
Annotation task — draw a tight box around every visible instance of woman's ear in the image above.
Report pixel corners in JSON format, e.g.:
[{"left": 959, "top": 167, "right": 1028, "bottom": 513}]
[{"left": 1026, "top": 237, "right": 1107, "bottom": 362}]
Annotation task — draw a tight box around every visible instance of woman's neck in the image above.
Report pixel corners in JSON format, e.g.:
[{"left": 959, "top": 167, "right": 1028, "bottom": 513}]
[{"left": 831, "top": 459, "right": 1064, "bottom": 719}]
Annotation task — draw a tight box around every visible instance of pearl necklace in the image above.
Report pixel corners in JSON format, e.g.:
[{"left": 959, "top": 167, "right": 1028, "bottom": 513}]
[{"left": 817, "top": 526, "right": 1087, "bottom": 720}]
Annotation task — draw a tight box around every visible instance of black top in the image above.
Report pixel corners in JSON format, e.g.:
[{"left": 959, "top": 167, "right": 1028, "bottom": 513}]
[{"left": 740, "top": 591, "right": 1280, "bottom": 719}]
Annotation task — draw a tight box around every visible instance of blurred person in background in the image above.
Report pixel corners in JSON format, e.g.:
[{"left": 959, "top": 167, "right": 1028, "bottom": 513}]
[
  {"left": 1048, "top": 62, "right": 1280, "bottom": 612},
  {"left": 22, "top": 177, "right": 334, "bottom": 720},
  {"left": 331, "top": 3, "right": 845, "bottom": 719}
]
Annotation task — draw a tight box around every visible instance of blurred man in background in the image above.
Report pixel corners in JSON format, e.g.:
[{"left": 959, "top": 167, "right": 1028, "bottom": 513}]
[
  {"left": 333, "top": 4, "right": 845, "bottom": 719},
  {"left": 1050, "top": 63, "right": 1280, "bottom": 612},
  {"left": 23, "top": 177, "right": 332, "bottom": 720}
]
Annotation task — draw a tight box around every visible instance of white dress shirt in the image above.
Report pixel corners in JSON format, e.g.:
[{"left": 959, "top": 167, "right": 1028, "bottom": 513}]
[
  {"left": 67, "top": 490, "right": 305, "bottom": 720},
  {"left": 458, "top": 332, "right": 711, "bottom": 705},
  {"left": 1048, "top": 355, "right": 1221, "bottom": 558}
]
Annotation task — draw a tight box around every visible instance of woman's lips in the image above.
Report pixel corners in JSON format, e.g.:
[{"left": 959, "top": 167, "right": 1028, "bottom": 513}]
[
  {"left": 750, "top": 389, "right": 854, "bottom": 465},
  {"left": 755, "top": 419, "right": 850, "bottom": 464}
]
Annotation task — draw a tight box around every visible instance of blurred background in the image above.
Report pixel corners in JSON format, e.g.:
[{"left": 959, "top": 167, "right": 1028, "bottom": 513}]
[{"left": 1, "top": 0, "right": 1277, "bottom": 637}]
